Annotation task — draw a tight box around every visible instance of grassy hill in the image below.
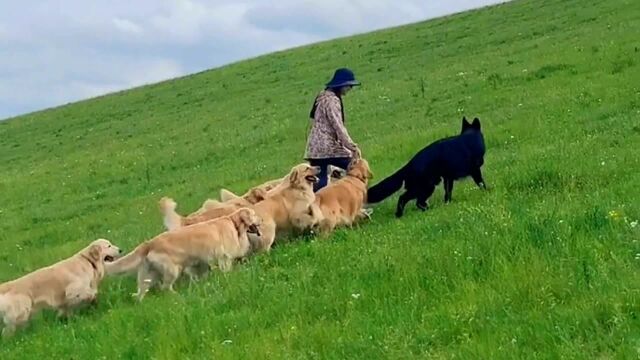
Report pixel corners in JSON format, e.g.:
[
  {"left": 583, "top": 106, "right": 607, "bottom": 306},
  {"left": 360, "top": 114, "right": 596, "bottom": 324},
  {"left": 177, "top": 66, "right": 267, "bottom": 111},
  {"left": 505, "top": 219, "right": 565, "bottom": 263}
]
[{"left": 1, "top": 0, "right": 639, "bottom": 357}]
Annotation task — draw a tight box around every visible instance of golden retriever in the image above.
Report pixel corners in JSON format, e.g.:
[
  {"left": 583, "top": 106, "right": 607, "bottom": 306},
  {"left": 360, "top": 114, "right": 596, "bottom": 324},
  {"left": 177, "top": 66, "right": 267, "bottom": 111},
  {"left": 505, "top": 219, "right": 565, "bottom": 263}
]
[
  {"left": 106, "top": 208, "right": 261, "bottom": 301},
  {"left": 160, "top": 163, "right": 322, "bottom": 252},
  {"left": 312, "top": 158, "right": 374, "bottom": 236},
  {"left": 219, "top": 178, "right": 281, "bottom": 203},
  {"left": 247, "top": 164, "right": 322, "bottom": 251},
  {"left": 219, "top": 164, "right": 346, "bottom": 202},
  {"left": 0, "top": 239, "right": 121, "bottom": 337},
  {"left": 159, "top": 187, "right": 267, "bottom": 231},
  {"left": 195, "top": 187, "right": 267, "bottom": 216}
]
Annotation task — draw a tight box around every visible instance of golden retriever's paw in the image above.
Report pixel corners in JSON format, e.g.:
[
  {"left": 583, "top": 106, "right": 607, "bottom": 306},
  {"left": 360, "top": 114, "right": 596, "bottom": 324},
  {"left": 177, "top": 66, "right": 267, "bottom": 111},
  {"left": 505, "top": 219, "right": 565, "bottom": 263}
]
[
  {"left": 131, "top": 291, "right": 147, "bottom": 300},
  {"left": 56, "top": 310, "right": 71, "bottom": 321},
  {"left": 2, "top": 326, "right": 16, "bottom": 339},
  {"left": 133, "top": 290, "right": 150, "bottom": 302},
  {"left": 161, "top": 284, "right": 177, "bottom": 293},
  {"left": 260, "top": 245, "right": 272, "bottom": 254},
  {"left": 361, "top": 208, "right": 374, "bottom": 217},
  {"left": 315, "top": 227, "right": 332, "bottom": 239}
]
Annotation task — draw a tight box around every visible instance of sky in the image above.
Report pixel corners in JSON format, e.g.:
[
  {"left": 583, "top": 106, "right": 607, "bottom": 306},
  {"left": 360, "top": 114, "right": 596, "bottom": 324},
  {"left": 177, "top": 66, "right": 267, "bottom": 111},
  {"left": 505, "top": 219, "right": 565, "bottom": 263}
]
[{"left": 0, "top": 0, "right": 508, "bottom": 120}]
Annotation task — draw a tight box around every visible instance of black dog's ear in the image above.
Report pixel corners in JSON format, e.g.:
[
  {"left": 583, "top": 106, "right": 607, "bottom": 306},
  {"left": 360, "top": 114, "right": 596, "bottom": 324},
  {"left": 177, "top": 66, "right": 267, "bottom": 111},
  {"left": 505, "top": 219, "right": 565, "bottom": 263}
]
[
  {"left": 461, "top": 116, "right": 470, "bottom": 132},
  {"left": 472, "top": 117, "right": 481, "bottom": 130}
]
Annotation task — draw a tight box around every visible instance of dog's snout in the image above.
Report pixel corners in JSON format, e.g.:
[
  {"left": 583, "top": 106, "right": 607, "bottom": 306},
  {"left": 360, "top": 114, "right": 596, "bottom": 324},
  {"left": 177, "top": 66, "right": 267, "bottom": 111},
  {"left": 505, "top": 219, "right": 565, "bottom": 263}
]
[{"left": 118, "top": 248, "right": 123, "bottom": 253}]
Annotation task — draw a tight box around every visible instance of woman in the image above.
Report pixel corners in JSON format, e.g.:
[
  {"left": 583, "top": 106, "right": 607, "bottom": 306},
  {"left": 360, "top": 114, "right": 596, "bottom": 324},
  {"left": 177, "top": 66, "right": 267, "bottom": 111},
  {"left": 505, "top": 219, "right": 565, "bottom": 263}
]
[{"left": 304, "top": 68, "right": 362, "bottom": 192}]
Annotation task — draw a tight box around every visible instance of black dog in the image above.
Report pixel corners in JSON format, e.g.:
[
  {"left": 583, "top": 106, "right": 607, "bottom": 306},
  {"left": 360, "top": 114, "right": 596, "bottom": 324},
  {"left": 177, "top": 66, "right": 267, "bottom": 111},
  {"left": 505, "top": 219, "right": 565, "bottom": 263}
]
[{"left": 367, "top": 117, "right": 487, "bottom": 217}]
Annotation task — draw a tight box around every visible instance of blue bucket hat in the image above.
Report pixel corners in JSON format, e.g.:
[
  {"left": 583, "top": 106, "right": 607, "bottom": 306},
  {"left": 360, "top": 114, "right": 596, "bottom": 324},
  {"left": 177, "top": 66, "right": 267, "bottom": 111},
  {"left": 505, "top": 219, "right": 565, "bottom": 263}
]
[{"left": 326, "top": 68, "right": 360, "bottom": 88}]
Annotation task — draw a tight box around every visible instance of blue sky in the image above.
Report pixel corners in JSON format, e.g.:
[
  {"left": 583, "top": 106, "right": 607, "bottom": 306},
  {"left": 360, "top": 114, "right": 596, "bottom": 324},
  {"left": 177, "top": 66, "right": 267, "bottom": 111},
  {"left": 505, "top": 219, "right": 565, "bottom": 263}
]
[{"left": 0, "top": 0, "right": 507, "bottom": 120}]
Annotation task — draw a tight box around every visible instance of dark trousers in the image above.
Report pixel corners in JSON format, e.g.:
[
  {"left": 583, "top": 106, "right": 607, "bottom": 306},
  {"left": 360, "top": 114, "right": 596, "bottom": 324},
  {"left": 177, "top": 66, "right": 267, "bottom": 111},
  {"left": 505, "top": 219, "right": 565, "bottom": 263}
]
[{"left": 308, "top": 157, "right": 351, "bottom": 192}]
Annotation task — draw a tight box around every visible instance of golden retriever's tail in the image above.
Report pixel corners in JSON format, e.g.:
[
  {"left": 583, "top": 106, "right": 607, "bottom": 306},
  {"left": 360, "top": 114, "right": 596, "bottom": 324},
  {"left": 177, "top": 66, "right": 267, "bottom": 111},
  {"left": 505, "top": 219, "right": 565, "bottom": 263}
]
[
  {"left": 158, "top": 197, "right": 183, "bottom": 231},
  {"left": 105, "top": 242, "right": 151, "bottom": 276},
  {"left": 220, "top": 189, "right": 241, "bottom": 202}
]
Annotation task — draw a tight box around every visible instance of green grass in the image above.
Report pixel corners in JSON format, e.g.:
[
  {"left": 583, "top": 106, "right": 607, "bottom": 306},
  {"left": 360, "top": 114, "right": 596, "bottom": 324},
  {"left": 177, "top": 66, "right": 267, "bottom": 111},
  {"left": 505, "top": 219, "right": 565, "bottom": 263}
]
[{"left": 1, "top": 0, "right": 640, "bottom": 358}]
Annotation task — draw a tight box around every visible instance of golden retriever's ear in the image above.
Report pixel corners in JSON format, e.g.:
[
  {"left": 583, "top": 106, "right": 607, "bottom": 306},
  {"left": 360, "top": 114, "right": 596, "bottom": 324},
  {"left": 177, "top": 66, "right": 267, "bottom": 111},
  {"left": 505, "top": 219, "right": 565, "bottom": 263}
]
[
  {"left": 246, "top": 209, "right": 256, "bottom": 225},
  {"left": 288, "top": 168, "right": 300, "bottom": 185},
  {"left": 237, "top": 209, "right": 246, "bottom": 221},
  {"left": 88, "top": 244, "right": 102, "bottom": 262},
  {"left": 243, "top": 209, "right": 254, "bottom": 225},
  {"left": 229, "top": 210, "right": 242, "bottom": 228},
  {"left": 368, "top": 169, "right": 374, "bottom": 179},
  {"left": 355, "top": 169, "right": 367, "bottom": 182},
  {"left": 247, "top": 188, "right": 267, "bottom": 203},
  {"left": 231, "top": 208, "right": 247, "bottom": 226},
  {"left": 346, "top": 161, "right": 355, "bottom": 171}
]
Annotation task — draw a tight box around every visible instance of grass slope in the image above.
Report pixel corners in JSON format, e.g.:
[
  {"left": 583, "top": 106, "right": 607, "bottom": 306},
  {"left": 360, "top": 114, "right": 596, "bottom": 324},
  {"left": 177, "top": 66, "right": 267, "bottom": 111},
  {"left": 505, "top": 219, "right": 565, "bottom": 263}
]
[{"left": 1, "top": 0, "right": 640, "bottom": 358}]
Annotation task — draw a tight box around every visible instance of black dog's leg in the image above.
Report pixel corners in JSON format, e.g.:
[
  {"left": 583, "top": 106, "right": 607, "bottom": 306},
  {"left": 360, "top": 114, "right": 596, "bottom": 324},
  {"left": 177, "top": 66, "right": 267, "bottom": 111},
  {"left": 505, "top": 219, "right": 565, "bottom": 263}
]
[
  {"left": 416, "top": 194, "right": 428, "bottom": 211},
  {"left": 443, "top": 178, "right": 454, "bottom": 203},
  {"left": 470, "top": 167, "right": 487, "bottom": 190},
  {"left": 416, "top": 183, "right": 436, "bottom": 211},
  {"left": 396, "top": 190, "right": 415, "bottom": 218}
]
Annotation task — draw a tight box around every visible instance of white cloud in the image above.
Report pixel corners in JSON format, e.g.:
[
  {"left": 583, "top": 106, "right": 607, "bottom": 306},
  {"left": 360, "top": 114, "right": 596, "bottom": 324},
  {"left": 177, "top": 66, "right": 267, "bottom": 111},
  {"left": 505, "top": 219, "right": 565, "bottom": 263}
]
[
  {"left": 245, "top": 0, "right": 429, "bottom": 36},
  {"left": 0, "top": 0, "right": 508, "bottom": 120}
]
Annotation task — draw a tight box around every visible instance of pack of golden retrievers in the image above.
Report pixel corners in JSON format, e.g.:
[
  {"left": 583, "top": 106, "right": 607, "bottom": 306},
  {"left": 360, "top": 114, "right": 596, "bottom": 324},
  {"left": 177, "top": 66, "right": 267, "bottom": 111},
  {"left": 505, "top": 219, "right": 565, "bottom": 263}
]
[{"left": 0, "top": 159, "right": 374, "bottom": 337}]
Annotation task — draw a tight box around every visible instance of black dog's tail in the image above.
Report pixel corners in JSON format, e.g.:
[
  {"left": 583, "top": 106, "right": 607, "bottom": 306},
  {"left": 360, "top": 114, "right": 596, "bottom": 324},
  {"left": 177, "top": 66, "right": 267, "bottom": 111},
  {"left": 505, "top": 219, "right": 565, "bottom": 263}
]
[{"left": 366, "top": 166, "right": 406, "bottom": 204}]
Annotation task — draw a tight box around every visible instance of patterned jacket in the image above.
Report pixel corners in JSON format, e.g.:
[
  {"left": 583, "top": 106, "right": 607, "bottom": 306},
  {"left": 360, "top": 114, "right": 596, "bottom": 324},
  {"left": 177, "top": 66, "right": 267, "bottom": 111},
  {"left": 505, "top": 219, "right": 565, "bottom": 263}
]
[{"left": 304, "top": 90, "right": 357, "bottom": 159}]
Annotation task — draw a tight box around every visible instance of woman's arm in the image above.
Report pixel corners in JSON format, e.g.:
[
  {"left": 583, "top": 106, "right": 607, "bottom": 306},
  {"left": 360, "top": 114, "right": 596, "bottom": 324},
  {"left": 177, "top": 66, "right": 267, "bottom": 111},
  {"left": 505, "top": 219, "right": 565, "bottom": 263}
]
[{"left": 322, "top": 98, "right": 358, "bottom": 152}]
